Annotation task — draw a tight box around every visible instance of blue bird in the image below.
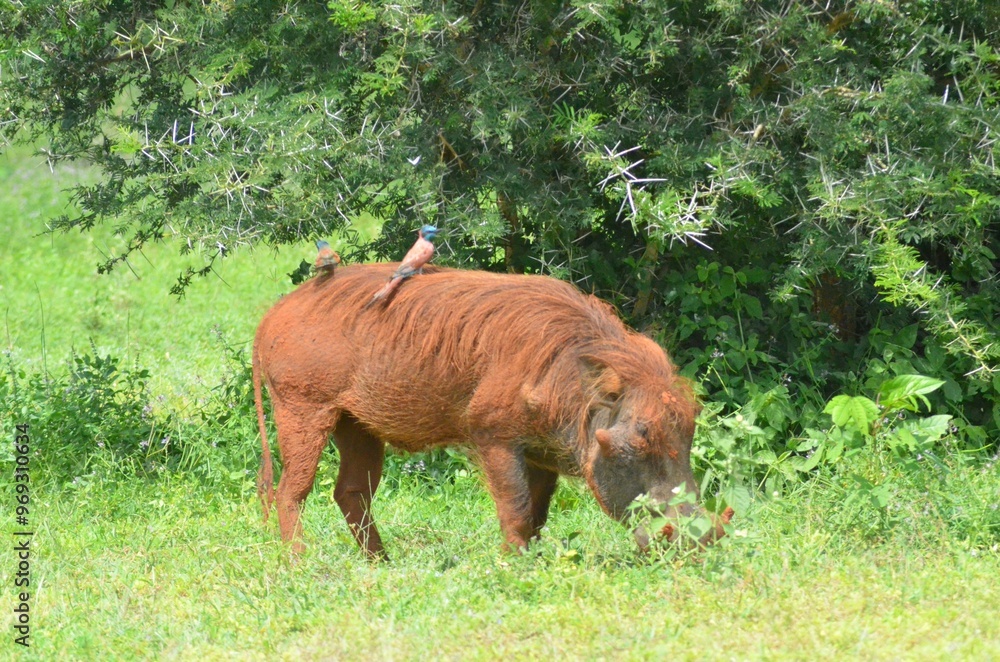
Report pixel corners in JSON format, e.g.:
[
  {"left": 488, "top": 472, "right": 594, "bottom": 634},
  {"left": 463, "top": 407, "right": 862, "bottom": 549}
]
[
  {"left": 314, "top": 240, "right": 341, "bottom": 276},
  {"left": 367, "top": 225, "right": 438, "bottom": 306}
]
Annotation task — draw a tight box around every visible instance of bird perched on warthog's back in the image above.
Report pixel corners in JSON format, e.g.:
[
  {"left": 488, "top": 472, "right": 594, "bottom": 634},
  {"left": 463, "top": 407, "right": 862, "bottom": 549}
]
[
  {"left": 314, "top": 240, "right": 341, "bottom": 276},
  {"left": 367, "top": 225, "right": 437, "bottom": 306}
]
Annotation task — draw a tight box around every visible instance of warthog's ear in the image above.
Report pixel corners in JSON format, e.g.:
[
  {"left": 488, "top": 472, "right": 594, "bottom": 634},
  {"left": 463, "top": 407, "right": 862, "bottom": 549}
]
[
  {"left": 662, "top": 379, "right": 702, "bottom": 417},
  {"left": 582, "top": 357, "right": 622, "bottom": 402},
  {"left": 598, "top": 369, "right": 622, "bottom": 399}
]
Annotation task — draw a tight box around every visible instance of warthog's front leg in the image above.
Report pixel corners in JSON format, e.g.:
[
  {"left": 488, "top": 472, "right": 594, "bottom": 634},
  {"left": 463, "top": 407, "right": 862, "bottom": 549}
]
[
  {"left": 477, "top": 442, "right": 535, "bottom": 551},
  {"left": 526, "top": 464, "right": 559, "bottom": 541}
]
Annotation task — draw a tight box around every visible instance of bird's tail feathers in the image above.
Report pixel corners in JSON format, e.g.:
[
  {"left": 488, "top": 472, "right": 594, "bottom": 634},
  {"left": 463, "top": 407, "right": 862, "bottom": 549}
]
[{"left": 364, "top": 276, "right": 403, "bottom": 309}]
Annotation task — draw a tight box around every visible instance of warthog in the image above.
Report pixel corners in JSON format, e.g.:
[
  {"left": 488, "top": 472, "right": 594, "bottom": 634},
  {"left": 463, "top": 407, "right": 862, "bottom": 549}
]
[{"left": 253, "top": 264, "right": 730, "bottom": 558}]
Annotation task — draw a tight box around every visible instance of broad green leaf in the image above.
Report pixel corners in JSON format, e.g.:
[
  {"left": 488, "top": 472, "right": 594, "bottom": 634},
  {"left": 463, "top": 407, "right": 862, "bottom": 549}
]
[
  {"left": 728, "top": 352, "right": 747, "bottom": 370},
  {"left": 721, "top": 483, "right": 752, "bottom": 514},
  {"left": 888, "top": 427, "right": 918, "bottom": 451},
  {"left": 878, "top": 374, "right": 944, "bottom": 412},
  {"left": 718, "top": 273, "right": 736, "bottom": 298},
  {"left": 755, "top": 449, "right": 777, "bottom": 464},
  {"left": 824, "top": 395, "right": 879, "bottom": 434},
  {"left": 891, "top": 324, "right": 919, "bottom": 350},
  {"left": 685, "top": 516, "right": 713, "bottom": 540},
  {"left": 791, "top": 451, "right": 821, "bottom": 472},
  {"left": 740, "top": 294, "right": 763, "bottom": 319},
  {"left": 899, "top": 414, "right": 952, "bottom": 444},
  {"left": 869, "top": 484, "right": 891, "bottom": 509},
  {"left": 942, "top": 379, "right": 963, "bottom": 403}
]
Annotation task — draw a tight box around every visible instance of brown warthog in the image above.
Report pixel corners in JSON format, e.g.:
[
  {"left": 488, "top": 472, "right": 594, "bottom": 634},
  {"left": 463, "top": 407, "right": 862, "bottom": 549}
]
[{"left": 253, "top": 264, "right": 730, "bottom": 558}]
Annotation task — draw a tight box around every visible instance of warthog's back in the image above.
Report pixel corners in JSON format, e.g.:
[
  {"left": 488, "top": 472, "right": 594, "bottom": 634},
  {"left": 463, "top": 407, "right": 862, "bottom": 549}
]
[{"left": 254, "top": 264, "right": 672, "bottom": 450}]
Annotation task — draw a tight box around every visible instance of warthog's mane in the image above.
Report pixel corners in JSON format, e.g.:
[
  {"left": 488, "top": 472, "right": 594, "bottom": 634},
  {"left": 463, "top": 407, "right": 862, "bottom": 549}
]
[{"left": 302, "top": 264, "right": 697, "bottom": 451}]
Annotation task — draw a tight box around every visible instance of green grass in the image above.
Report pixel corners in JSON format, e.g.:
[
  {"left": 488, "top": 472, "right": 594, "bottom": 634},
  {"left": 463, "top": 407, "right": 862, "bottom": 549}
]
[
  {"left": 2, "top": 147, "right": 1000, "bottom": 660},
  {"left": 5, "top": 468, "right": 999, "bottom": 660}
]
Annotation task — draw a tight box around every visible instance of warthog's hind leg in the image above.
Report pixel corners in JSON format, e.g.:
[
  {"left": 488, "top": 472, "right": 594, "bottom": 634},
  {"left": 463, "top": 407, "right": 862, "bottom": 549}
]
[
  {"left": 273, "top": 405, "right": 339, "bottom": 553},
  {"left": 333, "top": 414, "right": 388, "bottom": 560}
]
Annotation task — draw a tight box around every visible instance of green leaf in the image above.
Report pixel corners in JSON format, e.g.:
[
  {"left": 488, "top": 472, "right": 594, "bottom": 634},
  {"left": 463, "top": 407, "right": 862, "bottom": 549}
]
[
  {"left": 942, "top": 379, "right": 962, "bottom": 403},
  {"left": 891, "top": 324, "right": 919, "bottom": 350},
  {"left": 718, "top": 273, "right": 736, "bottom": 298},
  {"left": 878, "top": 374, "right": 944, "bottom": 412},
  {"left": 824, "top": 436, "right": 844, "bottom": 462},
  {"left": 898, "top": 414, "right": 952, "bottom": 444},
  {"left": 824, "top": 395, "right": 879, "bottom": 434},
  {"left": 791, "top": 452, "right": 821, "bottom": 472},
  {"left": 887, "top": 427, "right": 919, "bottom": 451},
  {"left": 869, "top": 483, "right": 891, "bottom": 509},
  {"left": 739, "top": 294, "right": 763, "bottom": 319},
  {"left": 721, "top": 483, "right": 752, "bottom": 513},
  {"left": 685, "top": 516, "right": 713, "bottom": 540}
]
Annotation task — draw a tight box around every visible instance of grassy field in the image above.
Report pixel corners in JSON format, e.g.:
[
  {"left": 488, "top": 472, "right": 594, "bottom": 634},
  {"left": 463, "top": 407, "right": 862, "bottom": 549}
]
[
  {"left": 11, "top": 471, "right": 1000, "bottom": 661},
  {"left": 2, "top": 148, "right": 999, "bottom": 660}
]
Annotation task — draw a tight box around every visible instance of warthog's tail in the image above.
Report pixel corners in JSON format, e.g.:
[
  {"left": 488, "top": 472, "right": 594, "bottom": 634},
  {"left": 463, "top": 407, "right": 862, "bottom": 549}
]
[{"left": 253, "top": 339, "right": 275, "bottom": 522}]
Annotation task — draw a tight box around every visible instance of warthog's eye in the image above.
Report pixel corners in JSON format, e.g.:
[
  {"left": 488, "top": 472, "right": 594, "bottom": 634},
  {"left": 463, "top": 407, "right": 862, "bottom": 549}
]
[{"left": 636, "top": 422, "right": 649, "bottom": 440}]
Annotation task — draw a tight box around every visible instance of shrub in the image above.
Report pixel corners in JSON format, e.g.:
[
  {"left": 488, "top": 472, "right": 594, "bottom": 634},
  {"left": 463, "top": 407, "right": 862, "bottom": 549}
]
[{"left": 1, "top": 345, "right": 176, "bottom": 479}]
